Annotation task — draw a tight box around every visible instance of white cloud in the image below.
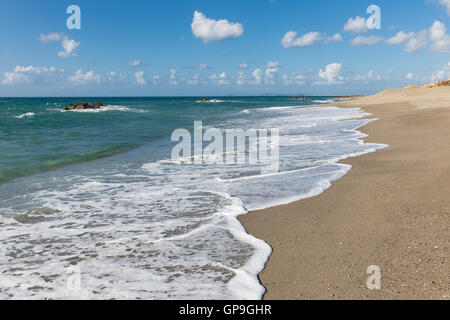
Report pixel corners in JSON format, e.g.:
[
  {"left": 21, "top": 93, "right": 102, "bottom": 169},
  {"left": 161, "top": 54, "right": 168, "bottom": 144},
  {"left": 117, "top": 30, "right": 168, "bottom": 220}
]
[
  {"left": 191, "top": 11, "right": 244, "bottom": 43},
  {"left": 2, "top": 65, "right": 63, "bottom": 85},
  {"left": 209, "top": 72, "right": 229, "bottom": 85},
  {"left": 265, "top": 61, "right": 280, "bottom": 84},
  {"left": 438, "top": 0, "right": 450, "bottom": 15},
  {"left": 404, "top": 30, "right": 428, "bottom": 52},
  {"left": 351, "top": 35, "right": 383, "bottom": 46},
  {"left": 405, "top": 72, "right": 418, "bottom": 82},
  {"left": 384, "top": 21, "right": 450, "bottom": 53},
  {"left": 405, "top": 73, "right": 414, "bottom": 80},
  {"left": 252, "top": 68, "right": 263, "bottom": 85},
  {"left": 429, "top": 21, "right": 450, "bottom": 53},
  {"left": 431, "top": 62, "right": 450, "bottom": 82},
  {"left": 187, "top": 74, "right": 200, "bottom": 85},
  {"left": 184, "top": 64, "right": 209, "bottom": 69},
  {"left": 134, "top": 71, "right": 146, "bottom": 85},
  {"left": 344, "top": 16, "right": 368, "bottom": 34},
  {"left": 281, "top": 31, "right": 323, "bottom": 48},
  {"left": 323, "top": 33, "right": 343, "bottom": 44},
  {"left": 107, "top": 71, "right": 116, "bottom": 81},
  {"left": 58, "top": 36, "right": 80, "bottom": 58},
  {"left": 128, "top": 60, "right": 141, "bottom": 67},
  {"left": 316, "top": 63, "right": 344, "bottom": 84},
  {"left": 282, "top": 31, "right": 342, "bottom": 48},
  {"left": 366, "top": 70, "right": 381, "bottom": 81},
  {"left": 237, "top": 71, "right": 246, "bottom": 85},
  {"left": 240, "top": 64, "right": 249, "bottom": 69},
  {"left": 282, "top": 73, "right": 306, "bottom": 86},
  {"left": 2, "top": 72, "right": 30, "bottom": 85},
  {"left": 152, "top": 75, "right": 160, "bottom": 85},
  {"left": 351, "top": 70, "right": 382, "bottom": 83},
  {"left": 69, "top": 69, "right": 101, "bottom": 85},
  {"left": 170, "top": 69, "right": 178, "bottom": 85},
  {"left": 39, "top": 33, "right": 80, "bottom": 58},
  {"left": 385, "top": 31, "right": 414, "bottom": 45},
  {"left": 39, "top": 32, "right": 63, "bottom": 43}
]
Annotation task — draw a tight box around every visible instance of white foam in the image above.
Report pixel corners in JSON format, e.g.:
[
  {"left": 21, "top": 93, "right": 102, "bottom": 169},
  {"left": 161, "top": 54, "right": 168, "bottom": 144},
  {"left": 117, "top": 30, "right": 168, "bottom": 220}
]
[
  {"left": 62, "top": 105, "right": 148, "bottom": 113},
  {"left": 312, "top": 99, "right": 335, "bottom": 103},
  {"left": 0, "top": 103, "right": 387, "bottom": 300},
  {"left": 14, "top": 112, "right": 35, "bottom": 119},
  {"left": 197, "top": 99, "right": 225, "bottom": 103}
]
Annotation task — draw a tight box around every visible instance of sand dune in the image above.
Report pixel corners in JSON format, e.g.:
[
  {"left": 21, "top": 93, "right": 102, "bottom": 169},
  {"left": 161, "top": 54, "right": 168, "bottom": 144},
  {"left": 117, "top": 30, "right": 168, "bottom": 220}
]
[{"left": 344, "top": 86, "right": 450, "bottom": 109}]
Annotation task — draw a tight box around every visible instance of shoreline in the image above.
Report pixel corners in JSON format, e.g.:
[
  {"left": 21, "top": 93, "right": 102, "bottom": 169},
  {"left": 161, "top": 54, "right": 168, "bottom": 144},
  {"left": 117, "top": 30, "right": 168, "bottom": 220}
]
[{"left": 239, "top": 87, "right": 450, "bottom": 299}]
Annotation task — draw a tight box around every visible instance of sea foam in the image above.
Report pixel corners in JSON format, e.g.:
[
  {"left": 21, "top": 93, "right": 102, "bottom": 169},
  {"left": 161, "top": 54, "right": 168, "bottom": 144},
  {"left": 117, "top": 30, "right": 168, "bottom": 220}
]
[{"left": 0, "top": 103, "right": 387, "bottom": 300}]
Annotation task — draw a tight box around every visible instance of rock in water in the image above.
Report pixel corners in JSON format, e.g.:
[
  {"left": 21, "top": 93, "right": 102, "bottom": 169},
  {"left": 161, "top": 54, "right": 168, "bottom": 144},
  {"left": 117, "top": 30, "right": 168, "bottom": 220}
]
[{"left": 63, "top": 102, "right": 106, "bottom": 111}]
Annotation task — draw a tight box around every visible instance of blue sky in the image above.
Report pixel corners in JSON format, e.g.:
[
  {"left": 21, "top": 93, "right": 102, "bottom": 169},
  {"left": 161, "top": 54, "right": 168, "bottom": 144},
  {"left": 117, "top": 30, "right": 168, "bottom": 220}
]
[{"left": 1, "top": 0, "right": 450, "bottom": 96}]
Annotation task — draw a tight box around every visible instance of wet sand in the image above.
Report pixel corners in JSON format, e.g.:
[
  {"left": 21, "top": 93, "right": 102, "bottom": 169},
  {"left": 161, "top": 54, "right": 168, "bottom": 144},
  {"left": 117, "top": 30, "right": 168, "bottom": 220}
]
[{"left": 239, "top": 87, "right": 450, "bottom": 299}]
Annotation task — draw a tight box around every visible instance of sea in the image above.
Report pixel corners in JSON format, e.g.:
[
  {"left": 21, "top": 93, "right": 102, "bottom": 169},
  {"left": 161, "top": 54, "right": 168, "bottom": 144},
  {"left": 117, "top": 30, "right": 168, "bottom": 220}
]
[{"left": 0, "top": 97, "right": 387, "bottom": 299}]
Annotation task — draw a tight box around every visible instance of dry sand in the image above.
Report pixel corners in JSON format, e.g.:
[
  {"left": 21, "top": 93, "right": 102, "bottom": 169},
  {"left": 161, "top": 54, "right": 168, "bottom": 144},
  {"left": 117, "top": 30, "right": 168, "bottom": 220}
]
[{"left": 239, "top": 86, "right": 450, "bottom": 300}]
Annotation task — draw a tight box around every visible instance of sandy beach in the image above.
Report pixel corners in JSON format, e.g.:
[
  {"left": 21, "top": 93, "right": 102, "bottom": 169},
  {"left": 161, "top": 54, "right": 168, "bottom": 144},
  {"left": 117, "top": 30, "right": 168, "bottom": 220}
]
[{"left": 239, "top": 87, "right": 450, "bottom": 300}]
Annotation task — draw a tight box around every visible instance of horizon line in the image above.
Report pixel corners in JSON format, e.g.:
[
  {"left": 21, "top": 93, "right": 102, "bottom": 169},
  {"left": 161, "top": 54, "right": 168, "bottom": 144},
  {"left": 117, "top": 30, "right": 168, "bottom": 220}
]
[{"left": 0, "top": 94, "right": 370, "bottom": 98}]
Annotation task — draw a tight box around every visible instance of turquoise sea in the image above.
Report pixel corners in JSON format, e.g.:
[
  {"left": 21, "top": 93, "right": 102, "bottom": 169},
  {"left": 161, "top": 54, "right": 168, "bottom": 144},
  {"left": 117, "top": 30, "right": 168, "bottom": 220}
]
[{"left": 0, "top": 97, "right": 386, "bottom": 299}]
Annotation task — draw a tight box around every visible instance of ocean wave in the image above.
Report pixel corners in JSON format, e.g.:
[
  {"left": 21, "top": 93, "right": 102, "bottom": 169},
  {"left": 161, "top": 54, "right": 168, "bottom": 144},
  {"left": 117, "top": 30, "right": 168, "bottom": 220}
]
[
  {"left": 0, "top": 145, "right": 133, "bottom": 185},
  {"left": 14, "top": 112, "right": 35, "bottom": 119},
  {"left": 62, "top": 105, "right": 148, "bottom": 113},
  {"left": 312, "top": 99, "right": 335, "bottom": 104},
  {"left": 0, "top": 102, "right": 388, "bottom": 300},
  {"left": 196, "top": 99, "right": 225, "bottom": 103}
]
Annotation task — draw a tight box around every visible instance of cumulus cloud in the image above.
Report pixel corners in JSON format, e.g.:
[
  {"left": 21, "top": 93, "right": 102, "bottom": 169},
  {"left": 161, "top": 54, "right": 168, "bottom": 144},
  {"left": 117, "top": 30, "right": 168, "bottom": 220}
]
[
  {"left": 187, "top": 74, "right": 200, "bottom": 85},
  {"left": 2, "top": 65, "right": 64, "bottom": 85},
  {"left": 351, "top": 35, "right": 383, "bottom": 46},
  {"left": 128, "top": 60, "right": 141, "bottom": 67},
  {"left": 323, "top": 33, "right": 343, "bottom": 44},
  {"left": 184, "top": 64, "right": 209, "bottom": 69},
  {"left": 384, "top": 21, "right": 450, "bottom": 53},
  {"left": 351, "top": 70, "right": 382, "bottom": 83},
  {"left": 404, "top": 31, "right": 428, "bottom": 52},
  {"left": 106, "top": 71, "right": 119, "bottom": 82},
  {"left": 237, "top": 71, "right": 246, "bottom": 85},
  {"left": 39, "top": 32, "right": 80, "bottom": 58},
  {"left": 39, "top": 32, "right": 63, "bottom": 43},
  {"left": 252, "top": 68, "right": 263, "bottom": 85},
  {"left": 58, "top": 36, "right": 80, "bottom": 58},
  {"left": 282, "top": 73, "right": 306, "bottom": 86},
  {"left": 69, "top": 69, "right": 101, "bottom": 85},
  {"left": 438, "top": 0, "right": 450, "bottom": 15},
  {"left": 429, "top": 21, "right": 450, "bottom": 53},
  {"left": 385, "top": 30, "right": 427, "bottom": 53},
  {"left": 209, "top": 72, "right": 229, "bottom": 85},
  {"left": 152, "top": 75, "right": 160, "bottom": 85},
  {"left": 344, "top": 16, "right": 368, "bottom": 34},
  {"left": 282, "top": 31, "right": 342, "bottom": 48},
  {"left": 240, "top": 64, "right": 249, "bottom": 69},
  {"left": 265, "top": 61, "right": 280, "bottom": 84},
  {"left": 316, "top": 63, "right": 344, "bottom": 84},
  {"left": 385, "top": 31, "right": 414, "bottom": 45},
  {"left": 431, "top": 62, "right": 450, "bottom": 81},
  {"left": 191, "top": 11, "right": 244, "bottom": 43},
  {"left": 281, "top": 31, "right": 323, "bottom": 48},
  {"left": 405, "top": 72, "right": 419, "bottom": 82},
  {"left": 170, "top": 69, "right": 178, "bottom": 85},
  {"left": 134, "top": 71, "right": 146, "bottom": 85}
]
